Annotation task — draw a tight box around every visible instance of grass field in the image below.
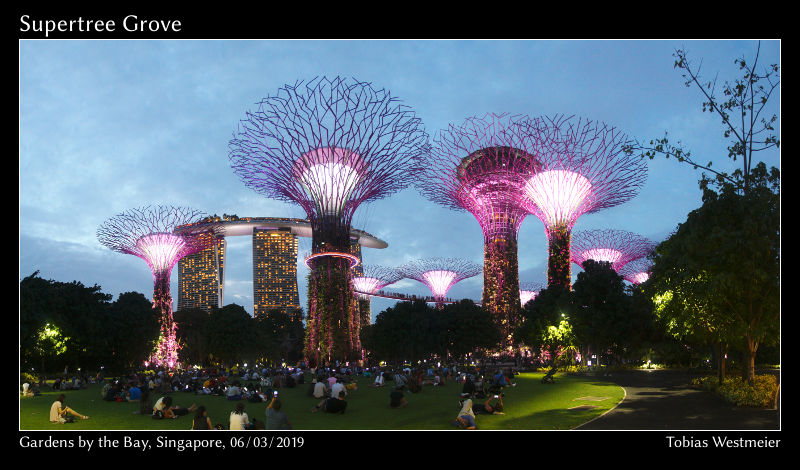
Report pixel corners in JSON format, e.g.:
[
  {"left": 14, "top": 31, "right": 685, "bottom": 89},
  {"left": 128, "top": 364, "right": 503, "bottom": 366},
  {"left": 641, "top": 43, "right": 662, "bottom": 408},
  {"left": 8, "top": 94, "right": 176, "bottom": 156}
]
[{"left": 20, "top": 372, "right": 624, "bottom": 431}]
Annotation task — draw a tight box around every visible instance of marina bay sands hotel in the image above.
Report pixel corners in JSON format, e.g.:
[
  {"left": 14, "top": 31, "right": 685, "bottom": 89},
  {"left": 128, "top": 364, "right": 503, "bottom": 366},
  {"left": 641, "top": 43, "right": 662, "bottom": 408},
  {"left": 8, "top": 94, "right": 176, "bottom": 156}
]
[{"left": 176, "top": 215, "right": 387, "bottom": 317}]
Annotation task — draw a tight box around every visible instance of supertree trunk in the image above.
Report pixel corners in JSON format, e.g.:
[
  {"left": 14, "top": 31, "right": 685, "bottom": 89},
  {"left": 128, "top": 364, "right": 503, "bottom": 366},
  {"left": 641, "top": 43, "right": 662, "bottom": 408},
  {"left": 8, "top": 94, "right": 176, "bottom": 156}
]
[
  {"left": 151, "top": 271, "right": 179, "bottom": 368},
  {"left": 547, "top": 224, "right": 572, "bottom": 289},
  {"left": 482, "top": 237, "right": 520, "bottom": 349},
  {"left": 304, "top": 255, "right": 359, "bottom": 365}
]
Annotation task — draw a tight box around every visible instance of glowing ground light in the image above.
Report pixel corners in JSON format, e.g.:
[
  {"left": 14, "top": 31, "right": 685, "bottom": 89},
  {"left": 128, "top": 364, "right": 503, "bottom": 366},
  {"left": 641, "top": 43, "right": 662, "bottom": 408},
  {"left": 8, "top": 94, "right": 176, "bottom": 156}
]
[
  {"left": 297, "top": 147, "right": 365, "bottom": 216},
  {"left": 421, "top": 270, "right": 458, "bottom": 299},
  {"left": 524, "top": 170, "right": 593, "bottom": 227},
  {"left": 581, "top": 248, "right": 623, "bottom": 265},
  {"left": 135, "top": 233, "right": 187, "bottom": 272}
]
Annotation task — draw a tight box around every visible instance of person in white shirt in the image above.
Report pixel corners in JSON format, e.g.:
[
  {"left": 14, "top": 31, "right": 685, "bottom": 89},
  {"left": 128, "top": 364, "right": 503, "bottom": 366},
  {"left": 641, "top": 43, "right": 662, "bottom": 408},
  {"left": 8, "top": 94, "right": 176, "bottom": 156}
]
[
  {"left": 229, "top": 402, "right": 250, "bottom": 430},
  {"left": 49, "top": 394, "right": 88, "bottom": 423},
  {"left": 313, "top": 379, "right": 327, "bottom": 399},
  {"left": 331, "top": 380, "right": 346, "bottom": 399}
]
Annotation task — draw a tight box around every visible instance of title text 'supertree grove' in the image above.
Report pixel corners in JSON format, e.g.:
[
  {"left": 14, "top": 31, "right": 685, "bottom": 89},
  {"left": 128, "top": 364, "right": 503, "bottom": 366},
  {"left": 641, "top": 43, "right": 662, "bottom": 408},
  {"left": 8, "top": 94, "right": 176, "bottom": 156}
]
[
  {"left": 521, "top": 115, "right": 648, "bottom": 289},
  {"left": 97, "top": 205, "right": 217, "bottom": 368},
  {"left": 570, "top": 229, "right": 654, "bottom": 273},
  {"left": 417, "top": 113, "right": 541, "bottom": 347},
  {"left": 228, "top": 76, "right": 427, "bottom": 365},
  {"left": 399, "top": 258, "right": 481, "bottom": 309}
]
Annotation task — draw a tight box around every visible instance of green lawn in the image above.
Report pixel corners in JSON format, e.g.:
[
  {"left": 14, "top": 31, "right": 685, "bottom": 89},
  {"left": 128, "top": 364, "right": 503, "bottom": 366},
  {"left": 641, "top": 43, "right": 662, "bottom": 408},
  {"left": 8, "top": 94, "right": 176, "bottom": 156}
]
[{"left": 20, "top": 372, "right": 624, "bottom": 431}]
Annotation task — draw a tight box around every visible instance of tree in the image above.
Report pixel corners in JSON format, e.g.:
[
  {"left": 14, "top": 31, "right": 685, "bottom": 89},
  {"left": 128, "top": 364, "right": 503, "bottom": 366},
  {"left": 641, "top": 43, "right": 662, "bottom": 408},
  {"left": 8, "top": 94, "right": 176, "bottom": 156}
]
[
  {"left": 174, "top": 307, "right": 212, "bottom": 367},
  {"left": 626, "top": 41, "right": 779, "bottom": 195},
  {"left": 207, "top": 304, "right": 258, "bottom": 367},
  {"left": 515, "top": 284, "right": 574, "bottom": 364},
  {"left": 441, "top": 299, "right": 502, "bottom": 360},
  {"left": 109, "top": 292, "right": 160, "bottom": 370},
  {"left": 647, "top": 164, "right": 779, "bottom": 384},
  {"left": 571, "top": 260, "right": 632, "bottom": 366},
  {"left": 256, "top": 308, "right": 305, "bottom": 366}
]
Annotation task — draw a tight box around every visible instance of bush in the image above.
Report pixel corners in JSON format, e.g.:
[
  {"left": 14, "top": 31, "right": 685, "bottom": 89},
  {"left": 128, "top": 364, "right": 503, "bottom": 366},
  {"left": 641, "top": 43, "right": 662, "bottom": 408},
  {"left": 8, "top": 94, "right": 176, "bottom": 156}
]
[
  {"left": 20, "top": 372, "right": 38, "bottom": 385},
  {"left": 691, "top": 374, "right": 778, "bottom": 407}
]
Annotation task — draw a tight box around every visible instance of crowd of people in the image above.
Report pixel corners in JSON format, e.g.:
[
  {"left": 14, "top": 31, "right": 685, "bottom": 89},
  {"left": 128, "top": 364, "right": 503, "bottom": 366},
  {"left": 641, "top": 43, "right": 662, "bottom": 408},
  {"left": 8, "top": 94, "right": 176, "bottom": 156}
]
[{"left": 29, "top": 361, "right": 520, "bottom": 430}]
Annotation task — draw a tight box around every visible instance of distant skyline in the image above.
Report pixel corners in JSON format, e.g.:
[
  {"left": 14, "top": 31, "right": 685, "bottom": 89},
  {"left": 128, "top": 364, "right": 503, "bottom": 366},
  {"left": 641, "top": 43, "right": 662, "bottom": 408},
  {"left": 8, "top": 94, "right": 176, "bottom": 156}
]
[{"left": 19, "top": 40, "right": 781, "bottom": 320}]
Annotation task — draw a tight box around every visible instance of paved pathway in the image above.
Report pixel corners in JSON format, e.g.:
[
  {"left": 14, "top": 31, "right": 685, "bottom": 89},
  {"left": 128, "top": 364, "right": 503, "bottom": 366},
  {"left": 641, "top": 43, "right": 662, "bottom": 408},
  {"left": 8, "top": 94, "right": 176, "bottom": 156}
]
[{"left": 575, "top": 369, "right": 780, "bottom": 430}]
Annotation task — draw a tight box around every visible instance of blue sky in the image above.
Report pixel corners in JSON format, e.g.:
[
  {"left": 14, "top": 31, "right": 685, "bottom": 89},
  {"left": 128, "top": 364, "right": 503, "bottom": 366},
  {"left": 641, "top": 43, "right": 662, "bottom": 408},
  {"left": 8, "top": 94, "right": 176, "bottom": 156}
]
[{"left": 19, "top": 40, "right": 781, "bottom": 320}]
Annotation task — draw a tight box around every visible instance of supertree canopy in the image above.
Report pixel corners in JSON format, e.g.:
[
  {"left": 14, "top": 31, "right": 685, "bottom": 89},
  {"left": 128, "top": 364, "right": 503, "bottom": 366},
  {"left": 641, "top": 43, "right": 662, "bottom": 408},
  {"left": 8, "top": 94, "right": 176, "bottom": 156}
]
[
  {"left": 399, "top": 258, "right": 481, "bottom": 309},
  {"left": 416, "top": 113, "right": 541, "bottom": 346},
  {"left": 519, "top": 281, "right": 545, "bottom": 308},
  {"left": 619, "top": 258, "right": 653, "bottom": 284},
  {"left": 228, "top": 76, "right": 428, "bottom": 365},
  {"left": 521, "top": 115, "right": 648, "bottom": 289},
  {"left": 570, "top": 229, "right": 654, "bottom": 273},
  {"left": 352, "top": 265, "right": 403, "bottom": 299},
  {"left": 97, "top": 205, "right": 218, "bottom": 369}
]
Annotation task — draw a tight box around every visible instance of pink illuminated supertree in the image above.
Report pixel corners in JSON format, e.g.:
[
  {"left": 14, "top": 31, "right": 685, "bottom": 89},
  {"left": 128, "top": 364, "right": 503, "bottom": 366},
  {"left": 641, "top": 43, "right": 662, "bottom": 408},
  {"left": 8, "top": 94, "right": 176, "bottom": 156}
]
[
  {"left": 353, "top": 265, "right": 403, "bottom": 328},
  {"left": 519, "top": 281, "right": 545, "bottom": 308},
  {"left": 399, "top": 258, "right": 481, "bottom": 309},
  {"left": 228, "top": 77, "right": 427, "bottom": 365},
  {"left": 619, "top": 258, "right": 654, "bottom": 284},
  {"left": 416, "top": 113, "right": 541, "bottom": 345},
  {"left": 521, "top": 115, "right": 648, "bottom": 289},
  {"left": 352, "top": 265, "right": 403, "bottom": 299},
  {"left": 97, "top": 206, "right": 218, "bottom": 369},
  {"left": 570, "top": 229, "right": 654, "bottom": 273}
]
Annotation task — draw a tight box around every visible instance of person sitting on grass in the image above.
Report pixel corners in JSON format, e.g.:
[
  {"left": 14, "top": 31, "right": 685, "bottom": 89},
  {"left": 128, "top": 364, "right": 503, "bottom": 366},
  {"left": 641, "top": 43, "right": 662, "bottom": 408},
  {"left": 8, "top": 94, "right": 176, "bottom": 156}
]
[
  {"left": 389, "top": 386, "right": 407, "bottom": 409},
  {"left": 311, "top": 390, "right": 347, "bottom": 414},
  {"left": 472, "top": 395, "right": 504, "bottom": 415},
  {"left": 312, "top": 378, "right": 328, "bottom": 399},
  {"left": 49, "top": 394, "right": 88, "bottom": 423},
  {"left": 226, "top": 381, "right": 243, "bottom": 401},
  {"left": 153, "top": 396, "right": 196, "bottom": 419},
  {"left": 331, "top": 379, "right": 347, "bottom": 399},
  {"left": 266, "top": 396, "right": 292, "bottom": 430},
  {"left": 451, "top": 399, "right": 476, "bottom": 430},
  {"left": 191, "top": 405, "right": 213, "bottom": 430},
  {"left": 229, "top": 402, "right": 251, "bottom": 430},
  {"left": 373, "top": 371, "right": 385, "bottom": 387},
  {"left": 126, "top": 383, "right": 142, "bottom": 402}
]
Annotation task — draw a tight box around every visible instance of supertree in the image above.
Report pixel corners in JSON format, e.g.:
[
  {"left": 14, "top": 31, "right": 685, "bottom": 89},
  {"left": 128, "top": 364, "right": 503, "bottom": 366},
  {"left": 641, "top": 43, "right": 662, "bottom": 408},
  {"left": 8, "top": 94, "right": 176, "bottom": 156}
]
[
  {"left": 399, "top": 258, "right": 481, "bottom": 309},
  {"left": 353, "top": 265, "right": 404, "bottom": 299},
  {"left": 228, "top": 76, "right": 427, "bottom": 365},
  {"left": 519, "top": 281, "right": 545, "bottom": 308},
  {"left": 521, "top": 115, "right": 648, "bottom": 289},
  {"left": 416, "top": 113, "right": 541, "bottom": 346},
  {"left": 619, "top": 258, "right": 653, "bottom": 284},
  {"left": 570, "top": 229, "right": 654, "bottom": 273},
  {"left": 352, "top": 265, "right": 404, "bottom": 327},
  {"left": 97, "top": 205, "right": 218, "bottom": 369}
]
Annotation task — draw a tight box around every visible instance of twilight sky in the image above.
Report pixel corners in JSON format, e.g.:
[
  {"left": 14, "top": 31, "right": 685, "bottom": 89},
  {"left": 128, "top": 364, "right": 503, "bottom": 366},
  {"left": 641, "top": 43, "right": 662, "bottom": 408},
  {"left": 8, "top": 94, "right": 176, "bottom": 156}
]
[{"left": 19, "top": 40, "right": 781, "bottom": 320}]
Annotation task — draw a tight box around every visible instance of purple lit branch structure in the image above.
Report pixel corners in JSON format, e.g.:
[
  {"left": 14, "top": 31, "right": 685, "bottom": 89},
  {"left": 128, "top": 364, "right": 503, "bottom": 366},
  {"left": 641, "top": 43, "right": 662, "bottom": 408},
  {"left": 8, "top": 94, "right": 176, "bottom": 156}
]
[
  {"left": 521, "top": 116, "right": 647, "bottom": 289},
  {"left": 228, "top": 77, "right": 427, "bottom": 364},
  {"left": 417, "top": 113, "right": 540, "bottom": 346},
  {"left": 353, "top": 265, "right": 404, "bottom": 299},
  {"left": 399, "top": 258, "right": 481, "bottom": 309},
  {"left": 570, "top": 229, "right": 654, "bottom": 273},
  {"left": 97, "top": 206, "right": 217, "bottom": 369},
  {"left": 519, "top": 281, "right": 545, "bottom": 308},
  {"left": 619, "top": 258, "right": 653, "bottom": 284}
]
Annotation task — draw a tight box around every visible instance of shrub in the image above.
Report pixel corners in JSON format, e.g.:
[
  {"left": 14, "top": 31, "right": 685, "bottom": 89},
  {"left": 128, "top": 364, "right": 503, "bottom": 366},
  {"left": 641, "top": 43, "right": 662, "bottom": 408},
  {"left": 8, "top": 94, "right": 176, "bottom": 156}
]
[
  {"left": 20, "top": 372, "right": 38, "bottom": 385},
  {"left": 691, "top": 374, "right": 778, "bottom": 408}
]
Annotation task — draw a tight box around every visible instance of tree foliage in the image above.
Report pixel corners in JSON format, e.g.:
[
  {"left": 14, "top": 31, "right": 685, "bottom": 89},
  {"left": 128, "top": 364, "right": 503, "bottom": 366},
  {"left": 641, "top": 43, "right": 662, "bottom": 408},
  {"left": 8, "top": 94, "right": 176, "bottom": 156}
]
[{"left": 646, "top": 163, "right": 779, "bottom": 383}]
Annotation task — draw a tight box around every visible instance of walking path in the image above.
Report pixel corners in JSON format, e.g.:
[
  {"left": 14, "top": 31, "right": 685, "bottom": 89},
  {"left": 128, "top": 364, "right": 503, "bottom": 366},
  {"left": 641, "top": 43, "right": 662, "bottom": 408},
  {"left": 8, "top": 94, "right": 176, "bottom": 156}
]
[{"left": 575, "top": 369, "right": 780, "bottom": 430}]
